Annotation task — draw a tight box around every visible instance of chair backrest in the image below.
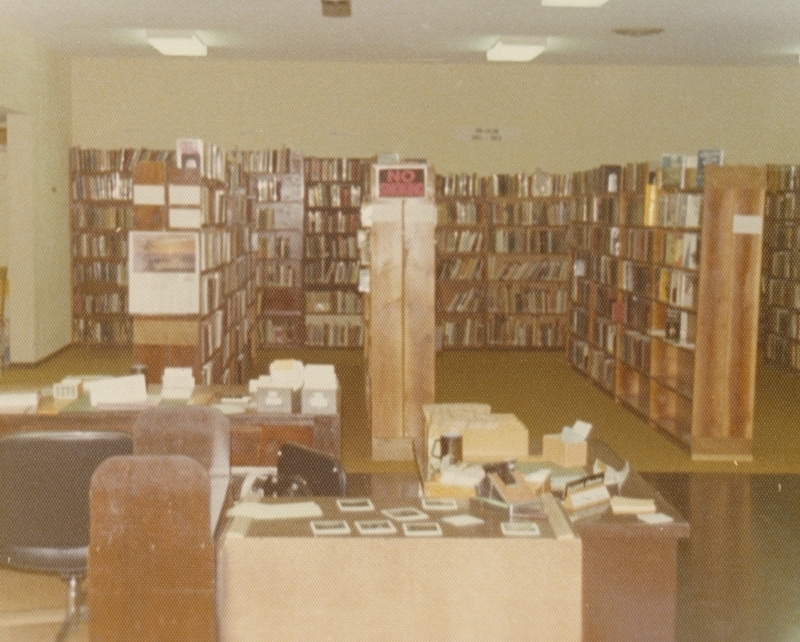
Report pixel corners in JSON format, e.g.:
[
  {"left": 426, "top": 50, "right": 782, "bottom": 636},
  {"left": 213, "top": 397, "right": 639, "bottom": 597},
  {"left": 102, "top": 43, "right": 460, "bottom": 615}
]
[
  {"left": 0, "top": 430, "right": 133, "bottom": 576},
  {"left": 132, "top": 404, "right": 231, "bottom": 532},
  {"left": 88, "top": 454, "right": 215, "bottom": 642},
  {"left": 132, "top": 405, "right": 230, "bottom": 476}
]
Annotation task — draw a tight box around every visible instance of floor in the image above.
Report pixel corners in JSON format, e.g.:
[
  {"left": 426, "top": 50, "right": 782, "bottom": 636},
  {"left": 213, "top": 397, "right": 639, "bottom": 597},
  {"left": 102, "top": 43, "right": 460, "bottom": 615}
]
[{"left": 1, "top": 347, "right": 800, "bottom": 640}]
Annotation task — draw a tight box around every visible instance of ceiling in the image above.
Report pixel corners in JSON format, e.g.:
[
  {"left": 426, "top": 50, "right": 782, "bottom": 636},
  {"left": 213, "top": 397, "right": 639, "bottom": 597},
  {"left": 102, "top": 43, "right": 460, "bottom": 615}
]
[{"left": 2, "top": 0, "right": 800, "bottom": 66}]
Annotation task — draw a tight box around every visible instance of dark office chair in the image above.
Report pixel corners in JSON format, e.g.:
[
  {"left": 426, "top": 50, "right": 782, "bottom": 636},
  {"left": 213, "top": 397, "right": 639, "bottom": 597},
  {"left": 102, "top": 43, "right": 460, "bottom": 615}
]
[{"left": 0, "top": 430, "right": 133, "bottom": 642}]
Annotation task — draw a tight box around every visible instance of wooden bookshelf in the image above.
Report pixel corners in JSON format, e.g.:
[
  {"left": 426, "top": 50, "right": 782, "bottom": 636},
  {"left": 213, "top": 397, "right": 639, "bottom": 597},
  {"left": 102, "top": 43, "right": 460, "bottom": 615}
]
[
  {"left": 243, "top": 149, "right": 306, "bottom": 348},
  {"left": 567, "top": 161, "right": 765, "bottom": 460},
  {"left": 760, "top": 164, "right": 800, "bottom": 369},
  {"left": 129, "top": 143, "right": 253, "bottom": 385},
  {"left": 303, "top": 157, "right": 370, "bottom": 348},
  {"left": 434, "top": 171, "right": 574, "bottom": 349},
  {"left": 70, "top": 148, "right": 138, "bottom": 345}
]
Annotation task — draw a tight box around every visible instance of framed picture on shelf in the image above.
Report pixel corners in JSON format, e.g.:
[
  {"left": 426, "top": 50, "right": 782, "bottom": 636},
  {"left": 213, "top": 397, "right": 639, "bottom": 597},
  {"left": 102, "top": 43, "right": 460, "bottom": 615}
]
[{"left": 128, "top": 230, "right": 200, "bottom": 315}]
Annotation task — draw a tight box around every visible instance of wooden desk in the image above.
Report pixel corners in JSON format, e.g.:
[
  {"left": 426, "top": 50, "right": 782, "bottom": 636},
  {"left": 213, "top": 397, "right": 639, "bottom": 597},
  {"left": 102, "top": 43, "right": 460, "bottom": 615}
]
[
  {"left": 217, "top": 494, "right": 582, "bottom": 642},
  {"left": 573, "top": 442, "right": 690, "bottom": 642},
  {"left": 0, "top": 385, "right": 340, "bottom": 466},
  {"left": 413, "top": 438, "right": 689, "bottom": 642}
]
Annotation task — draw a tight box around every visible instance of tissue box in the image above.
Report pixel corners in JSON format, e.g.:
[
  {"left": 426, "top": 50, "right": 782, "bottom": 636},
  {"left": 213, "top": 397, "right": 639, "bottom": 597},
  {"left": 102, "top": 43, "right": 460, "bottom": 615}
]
[{"left": 542, "top": 434, "right": 587, "bottom": 468}]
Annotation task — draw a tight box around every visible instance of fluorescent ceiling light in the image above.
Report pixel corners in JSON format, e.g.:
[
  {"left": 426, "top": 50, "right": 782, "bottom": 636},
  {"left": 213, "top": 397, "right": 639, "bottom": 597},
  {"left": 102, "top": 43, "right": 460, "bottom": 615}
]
[
  {"left": 542, "top": 0, "right": 610, "bottom": 6},
  {"left": 147, "top": 31, "right": 207, "bottom": 57},
  {"left": 486, "top": 38, "right": 547, "bottom": 62}
]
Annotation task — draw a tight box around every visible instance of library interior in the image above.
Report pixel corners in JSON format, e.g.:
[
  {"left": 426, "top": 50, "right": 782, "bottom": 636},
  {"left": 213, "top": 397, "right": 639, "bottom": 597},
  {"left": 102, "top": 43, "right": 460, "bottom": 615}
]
[{"left": 2, "top": 1, "right": 800, "bottom": 641}]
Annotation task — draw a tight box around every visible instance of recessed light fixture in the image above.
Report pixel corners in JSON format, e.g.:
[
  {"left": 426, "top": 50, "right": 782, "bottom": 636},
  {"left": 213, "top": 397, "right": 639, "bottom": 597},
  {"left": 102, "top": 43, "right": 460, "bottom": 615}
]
[
  {"left": 542, "top": 0, "right": 610, "bottom": 7},
  {"left": 147, "top": 30, "right": 207, "bottom": 57},
  {"left": 322, "top": 0, "right": 351, "bottom": 17},
  {"left": 487, "top": 37, "right": 547, "bottom": 62},
  {"left": 612, "top": 27, "right": 664, "bottom": 37}
]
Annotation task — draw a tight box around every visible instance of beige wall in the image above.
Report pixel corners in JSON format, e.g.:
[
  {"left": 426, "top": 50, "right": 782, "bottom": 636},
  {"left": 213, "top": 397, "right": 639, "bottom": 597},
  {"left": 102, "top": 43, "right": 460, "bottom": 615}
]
[
  {"left": 0, "top": 29, "right": 72, "bottom": 363},
  {"left": 72, "top": 59, "right": 800, "bottom": 174}
]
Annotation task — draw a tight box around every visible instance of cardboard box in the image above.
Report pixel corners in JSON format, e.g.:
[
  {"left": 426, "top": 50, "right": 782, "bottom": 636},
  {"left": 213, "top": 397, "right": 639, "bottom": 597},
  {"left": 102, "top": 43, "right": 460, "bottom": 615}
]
[
  {"left": 462, "top": 414, "right": 529, "bottom": 461},
  {"left": 255, "top": 385, "right": 300, "bottom": 414},
  {"left": 301, "top": 364, "right": 339, "bottom": 415},
  {"left": 541, "top": 434, "right": 588, "bottom": 468}
]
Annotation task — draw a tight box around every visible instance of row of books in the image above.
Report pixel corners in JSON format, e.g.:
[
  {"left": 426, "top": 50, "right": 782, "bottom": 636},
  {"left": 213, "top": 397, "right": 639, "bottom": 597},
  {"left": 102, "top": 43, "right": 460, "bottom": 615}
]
[
  {"left": 490, "top": 229, "right": 569, "bottom": 255},
  {"left": 765, "top": 193, "right": 800, "bottom": 220},
  {"left": 437, "top": 318, "right": 486, "bottom": 348},
  {"left": 73, "top": 292, "right": 127, "bottom": 315},
  {"left": 442, "top": 287, "right": 483, "bottom": 314},
  {"left": 437, "top": 229, "right": 484, "bottom": 254},
  {"left": 436, "top": 170, "right": 571, "bottom": 199},
  {"left": 305, "top": 157, "right": 368, "bottom": 184},
  {"left": 73, "top": 233, "right": 128, "bottom": 260},
  {"left": 252, "top": 234, "right": 299, "bottom": 260},
  {"left": 306, "top": 210, "right": 361, "bottom": 234},
  {"left": 768, "top": 250, "right": 800, "bottom": 281},
  {"left": 655, "top": 268, "right": 697, "bottom": 309},
  {"left": 620, "top": 260, "right": 652, "bottom": 294},
  {"left": 763, "top": 334, "right": 800, "bottom": 369},
  {"left": 303, "top": 260, "right": 360, "bottom": 286},
  {"left": 487, "top": 257, "right": 570, "bottom": 282},
  {"left": 200, "top": 229, "right": 234, "bottom": 272},
  {"left": 251, "top": 174, "right": 304, "bottom": 204},
  {"left": 765, "top": 221, "right": 800, "bottom": 250},
  {"left": 73, "top": 261, "right": 128, "bottom": 285},
  {"left": 437, "top": 257, "right": 485, "bottom": 281},
  {"left": 763, "top": 278, "right": 800, "bottom": 309},
  {"left": 620, "top": 329, "right": 651, "bottom": 373},
  {"left": 305, "top": 290, "right": 363, "bottom": 315},
  {"left": 304, "top": 317, "right": 364, "bottom": 348},
  {"left": 250, "top": 202, "right": 303, "bottom": 230},
  {"left": 71, "top": 173, "right": 133, "bottom": 202},
  {"left": 255, "top": 263, "right": 297, "bottom": 288},
  {"left": 72, "top": 317, "right": 132, "bottom": 345},
  {"left": 486, "top": 316, "right": 566, "bottom": 348},
  {"left": 306, "top": 183, "right": 363, "bottom": 208},
  {"left": 304, "top": 235, "right": 360, "bottom": 261},
  {"left": 437, "top": 201, "right": 478, "bottom": 225},
  {"left": 486, "top": 285, "right": 569, "bottom": 315},
  {"left": 487, "top": 200, "right": 575, "bottom": 226},
  {"left": 766, "top": 164, "right": 800, "bottom": 193},
  {"left": 253, "top": 318, "right": 303, "bottom": 346},
  {"left": 69, "top": 147, "right": 173, "bottom": 174},
  {"left": 73, "top": 203, "right": 134, "bottom": 230},
  {"left": 592, "top": 316, "right": 617, "bottom": 355},
  {"left": 231, "top": 148, "right": 303, "bottom": 175}
]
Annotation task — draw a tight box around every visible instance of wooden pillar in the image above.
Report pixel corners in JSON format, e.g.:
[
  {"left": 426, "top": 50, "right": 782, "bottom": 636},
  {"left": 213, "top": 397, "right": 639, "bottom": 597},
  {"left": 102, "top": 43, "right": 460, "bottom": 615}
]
[{"left": 363, "top": 173, "right": 436, "bottom": 461}]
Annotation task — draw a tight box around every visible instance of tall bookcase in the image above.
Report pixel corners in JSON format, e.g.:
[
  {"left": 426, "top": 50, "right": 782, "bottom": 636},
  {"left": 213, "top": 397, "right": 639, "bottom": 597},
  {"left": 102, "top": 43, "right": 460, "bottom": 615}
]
[
  {"left": 245, "top": 149, "right": 306, "bottom": 348},
  {"left": 303, "top": 157, "right": 370, "bottom": 348},
  {"left": 434, "top": 172, "right": 574, "bottom": 349},
  {"left": 70, "top": 149, "right": 139, "bottom": 345},
  {"left": 129, "top": 143, "right": 253, "bottom": 385},
  {"left": 568, "top": 163, "right": 765, "bottom": 460},
  {"left": 760, "top": 164, "right": 800, "bottom": 368}
]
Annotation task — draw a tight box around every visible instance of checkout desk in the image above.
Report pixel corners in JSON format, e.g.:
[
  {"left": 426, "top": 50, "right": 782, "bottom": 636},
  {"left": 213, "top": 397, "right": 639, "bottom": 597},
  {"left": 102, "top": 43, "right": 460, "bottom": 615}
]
[
  {"left": 216, "top": 441, "right": 687, "bottom": 642},
  {"left": 217, "top": 492, "right": 582, "bottom": 642}
]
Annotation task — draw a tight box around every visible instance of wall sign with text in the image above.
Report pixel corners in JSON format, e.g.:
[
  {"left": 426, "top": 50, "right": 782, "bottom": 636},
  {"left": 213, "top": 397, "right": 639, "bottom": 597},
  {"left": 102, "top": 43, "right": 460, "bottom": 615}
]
[{"left": 374, "top": 164, "right": 428, "bottom": 199}]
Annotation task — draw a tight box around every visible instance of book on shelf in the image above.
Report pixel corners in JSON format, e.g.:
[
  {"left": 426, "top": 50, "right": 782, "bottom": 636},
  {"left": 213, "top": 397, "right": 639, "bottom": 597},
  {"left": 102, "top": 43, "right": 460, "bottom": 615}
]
[
  {"left": 697, "top": 149, "right": 724, "bottom": 189},
  {"left": 660, "top": 154, "right": 687, "bottom": 190}
]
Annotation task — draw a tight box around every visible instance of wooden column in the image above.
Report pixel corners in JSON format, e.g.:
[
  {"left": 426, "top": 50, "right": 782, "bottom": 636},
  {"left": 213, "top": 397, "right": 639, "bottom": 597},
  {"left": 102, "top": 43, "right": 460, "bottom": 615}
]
[
  {"left": 364, "top": 198, "right": 436, "bottom": 460},
  {"left": 692, "top": 165, "right": 766, "bottom": 460}
]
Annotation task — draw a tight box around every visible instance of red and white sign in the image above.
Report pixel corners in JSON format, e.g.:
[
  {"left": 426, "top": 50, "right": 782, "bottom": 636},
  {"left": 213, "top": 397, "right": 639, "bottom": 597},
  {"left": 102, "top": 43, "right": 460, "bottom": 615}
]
[{"left": 375, "top": 164, "right": 428, "bottom": 199}]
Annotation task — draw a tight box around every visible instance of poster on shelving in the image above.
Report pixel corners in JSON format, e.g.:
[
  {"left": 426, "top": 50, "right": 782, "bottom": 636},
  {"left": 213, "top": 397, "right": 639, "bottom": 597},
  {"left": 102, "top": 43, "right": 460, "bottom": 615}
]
[{"left": 128, "top": 231, "right": 200, "bottom": 315}]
